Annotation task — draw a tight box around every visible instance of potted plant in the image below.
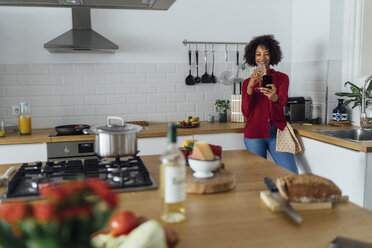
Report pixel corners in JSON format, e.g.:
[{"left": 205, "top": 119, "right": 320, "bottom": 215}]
[
  {"left": 335, "top": 81, "right": 372, "bottom": 128},
  {"left": 215, "top": 99, "right": 230, "bottom": 122}
]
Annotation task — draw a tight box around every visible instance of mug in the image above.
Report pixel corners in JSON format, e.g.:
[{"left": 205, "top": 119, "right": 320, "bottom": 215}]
[{"left": 208, "top": 115, "right": 214, "bottom": 123}]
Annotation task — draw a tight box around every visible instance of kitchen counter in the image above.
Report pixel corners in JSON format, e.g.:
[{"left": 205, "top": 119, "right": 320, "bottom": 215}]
[
  {"left": 0, "top": 122, "right": 246, "bottom": 145},
  {"left": 292, "top": 123, "right": 372, "bottom": 152},
  {"left": 1, "top": 150, "right": 372, "bottom": 247},
  {"left": 2, "top": 122, "right": 372, "bottom": 152}
]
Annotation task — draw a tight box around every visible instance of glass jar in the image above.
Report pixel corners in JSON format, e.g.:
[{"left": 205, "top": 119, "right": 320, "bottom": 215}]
[
  {"left": 333, "top": 99, "right": 348, "bottom": 121},
  {"left": 18, "top": 102, "right": 32, "bottom": 135},
  {"left": 311, "top": 104, "right": 321, "bottom": 124}
]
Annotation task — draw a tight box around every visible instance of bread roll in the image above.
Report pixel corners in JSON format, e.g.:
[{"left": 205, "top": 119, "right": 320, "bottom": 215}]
[{"left": 275, "top": 174, "right": 342, "bottom": 203}]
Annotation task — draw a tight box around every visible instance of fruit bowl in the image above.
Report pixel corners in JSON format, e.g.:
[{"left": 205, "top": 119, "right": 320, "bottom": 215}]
[
  {"left": 188, "top": 156, "right": 221, "bottom": 178},
  {"left": 176, "top": 116, "right": 200, "bottom": 128}
]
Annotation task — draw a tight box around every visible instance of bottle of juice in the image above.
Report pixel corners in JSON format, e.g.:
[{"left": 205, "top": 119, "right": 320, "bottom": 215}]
[{"left": 18, "top": 102, "right": 32, "bottom": 135}]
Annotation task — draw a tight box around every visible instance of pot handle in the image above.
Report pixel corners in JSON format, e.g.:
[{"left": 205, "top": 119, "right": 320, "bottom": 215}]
[{"left": 107, "top": 116, "right": 125, "bottom": 127}]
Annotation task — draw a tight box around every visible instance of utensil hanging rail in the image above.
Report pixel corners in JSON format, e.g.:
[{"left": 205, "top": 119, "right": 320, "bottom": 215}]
[{"left": 182, "top": 39, "right": 247, "bottom": 46}]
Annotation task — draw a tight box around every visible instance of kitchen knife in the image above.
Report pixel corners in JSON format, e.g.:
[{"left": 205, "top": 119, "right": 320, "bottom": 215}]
[{"left": 264, "top": 177, "right": 303, "bottom": 224}]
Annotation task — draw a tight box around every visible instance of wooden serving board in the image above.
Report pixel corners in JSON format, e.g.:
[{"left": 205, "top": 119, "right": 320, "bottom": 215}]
[
  {"left": 260, "top": 191, "right": 349, "bottom": 212},
  {"left": 186, "top": 164, "right": 236, "bottom": 194}
]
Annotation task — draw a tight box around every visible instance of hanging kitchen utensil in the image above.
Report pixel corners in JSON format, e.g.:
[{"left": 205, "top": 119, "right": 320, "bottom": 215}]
[
  {"left": 195, "top": 43, "right": 201, "bottom": 83},
  {"left": 201, "top": 43, "right": 212, "bottom": 83},
  {"left": 210, "top": 43, "right": 217, "bottom": 83},
  {"left": 220, "top": 71, "right": 234, "bottom": 85},
  {"left": 232, "top": 44, "right": 244, "bottom": 84},
  {"left": 185, "top": 44, "right": 196, "bottom": 85},
  {"left": 225, "top": 43, "right": 228, "bottom": 62},
  {"left": 55, "top": 124, "right": 91, "bottom": 135}
]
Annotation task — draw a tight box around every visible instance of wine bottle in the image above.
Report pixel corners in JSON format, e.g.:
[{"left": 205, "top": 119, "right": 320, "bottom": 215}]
[{"left": 160, "top": 123, "right": 186, "bottom": 223}]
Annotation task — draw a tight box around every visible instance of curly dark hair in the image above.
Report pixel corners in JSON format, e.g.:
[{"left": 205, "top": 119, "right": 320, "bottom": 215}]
[{"left": 244, "top": 34, "right": 283, "bottom": 66}]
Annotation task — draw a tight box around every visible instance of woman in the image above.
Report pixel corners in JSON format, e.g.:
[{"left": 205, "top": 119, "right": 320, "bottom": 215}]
[{"left": 241, "top": 34, "right": 298, "bottom": 174}]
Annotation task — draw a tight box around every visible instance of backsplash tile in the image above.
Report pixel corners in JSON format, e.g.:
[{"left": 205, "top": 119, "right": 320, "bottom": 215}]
[{"left": 0, "top": 61, "right": 342, "bottom": 128}]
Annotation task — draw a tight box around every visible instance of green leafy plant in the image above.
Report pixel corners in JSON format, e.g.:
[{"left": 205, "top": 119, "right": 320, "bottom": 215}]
[
  {"left": 215, "top": 99, "right": 230, "bottom": 115},
  {"left": 335, "top": 81, "right": 372, "bottom": 109}
]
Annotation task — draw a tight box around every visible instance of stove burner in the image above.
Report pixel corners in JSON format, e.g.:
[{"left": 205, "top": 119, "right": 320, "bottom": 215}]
[
  {"left": 3, "top": 156, "right": 157, "bottom": 200},
  {"left": 31, "top": 177, "right": 51, "bottom": 189}
]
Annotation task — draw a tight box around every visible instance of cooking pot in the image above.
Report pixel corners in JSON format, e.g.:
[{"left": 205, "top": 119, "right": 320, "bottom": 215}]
[{"left": 90, "top": 116, "right": 143, "bottom": 158}]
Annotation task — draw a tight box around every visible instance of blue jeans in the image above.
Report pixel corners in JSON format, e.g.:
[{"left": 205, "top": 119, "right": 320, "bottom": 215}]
[{"left": 244, "top": 125, "right": 298, "bottom": 174}]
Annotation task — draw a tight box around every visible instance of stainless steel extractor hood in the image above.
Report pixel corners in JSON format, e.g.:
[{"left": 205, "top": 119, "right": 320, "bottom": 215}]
[
  {"left": 0, "top": 0, "right": 176, "bottom": 53},
  {"left": 44, "top": 8, "right": 119, "bottom": 53},
  {"left": 0, "top": 0, "right": 176, "bottom": 10}
]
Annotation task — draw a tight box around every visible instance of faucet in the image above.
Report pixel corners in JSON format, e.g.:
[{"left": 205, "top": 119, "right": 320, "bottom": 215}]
[{"left": 361, "top": 75, "right": 372, "bottom": 116}]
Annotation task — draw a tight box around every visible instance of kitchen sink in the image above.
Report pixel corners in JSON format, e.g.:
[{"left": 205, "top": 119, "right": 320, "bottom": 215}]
[{"left": 315, "top": 129, "right": 372, "bottom": 142}]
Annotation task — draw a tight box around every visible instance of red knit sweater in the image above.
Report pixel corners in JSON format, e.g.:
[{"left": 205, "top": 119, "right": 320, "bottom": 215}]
[{"left": 241, "top": 69, "right": 288, "bottom": 139}]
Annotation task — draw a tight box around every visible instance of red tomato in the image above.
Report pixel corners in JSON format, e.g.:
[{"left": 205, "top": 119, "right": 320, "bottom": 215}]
[{"left": 109, "top": 211, "right": 139, "bottom": 237}]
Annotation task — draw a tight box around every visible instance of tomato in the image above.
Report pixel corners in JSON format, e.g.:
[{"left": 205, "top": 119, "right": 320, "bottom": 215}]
[{"left": 109, "top": 211, "right": 139, "bottom": 237}]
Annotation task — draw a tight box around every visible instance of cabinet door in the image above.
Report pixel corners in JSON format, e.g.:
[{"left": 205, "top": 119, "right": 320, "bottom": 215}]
[
  {"left": 138, "top": 135, "right": 193, "bottom": 156},
  {"left": 193, "top": 133, "right": 245, "bottom": 151},
  {"left": 296, "top": 136, "right": 366, "bottom": 208},
  {"left": 0, "top": 143, "right": 47, "bottom": 164}
]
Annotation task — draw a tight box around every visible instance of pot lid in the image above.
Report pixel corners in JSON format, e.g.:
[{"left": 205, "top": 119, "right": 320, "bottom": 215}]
[{"left": 90, "top": 117, "right": 142, "bottom": 134}]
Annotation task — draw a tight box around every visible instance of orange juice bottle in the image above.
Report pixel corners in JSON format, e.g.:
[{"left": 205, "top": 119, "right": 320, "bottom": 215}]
[{"left": 18, "top": 102, "right": 32, "bottom": 135}]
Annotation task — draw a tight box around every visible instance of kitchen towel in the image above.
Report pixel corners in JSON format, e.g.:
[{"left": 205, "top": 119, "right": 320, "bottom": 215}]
[{"left": 276, "top": 122, "right": 303, "bottom": 154}]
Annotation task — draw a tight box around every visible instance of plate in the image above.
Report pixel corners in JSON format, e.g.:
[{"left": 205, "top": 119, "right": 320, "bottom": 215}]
[{"left": 176, "top": 125, "right": 199, "bottom": 128}]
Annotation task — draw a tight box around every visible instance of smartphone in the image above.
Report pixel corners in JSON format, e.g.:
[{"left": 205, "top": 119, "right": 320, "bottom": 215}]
[{"left": 262, "top": 75, "right": 272, "bottom": 88}]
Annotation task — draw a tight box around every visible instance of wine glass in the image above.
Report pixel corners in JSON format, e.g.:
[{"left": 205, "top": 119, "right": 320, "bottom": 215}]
[{"left": 255, "top": 63, "right": 266, "bottom": 91}]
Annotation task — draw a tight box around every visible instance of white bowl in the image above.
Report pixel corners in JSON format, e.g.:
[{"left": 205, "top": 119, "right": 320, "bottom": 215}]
[{"left": 188, "top": 156, "right": 221, "bottom": 178}]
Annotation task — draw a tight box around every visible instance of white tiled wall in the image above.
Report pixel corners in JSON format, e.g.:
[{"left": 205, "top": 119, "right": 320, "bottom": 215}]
[
  {"left": 0, "top": 61, "right": 340, "bottom": 128},
  {"left": 0, "top": 62, "right": 239, "bottom": 128},
  {"left": 289, "top": 59, "right": 343, "bottom": 123}
]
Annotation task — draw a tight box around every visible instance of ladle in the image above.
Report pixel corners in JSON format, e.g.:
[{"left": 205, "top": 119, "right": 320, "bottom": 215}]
[
  {"left": 185, "top": 43, "right": 195, "bottom": 85},
  {"left": 210, "top": 43, "right": 216, "bottom": 83},
  {"left": 201, "top": 43, "right": 212, "bottom": 83},
  {"left": 195, "top": 43, "right": 201, "bottom": 83}
]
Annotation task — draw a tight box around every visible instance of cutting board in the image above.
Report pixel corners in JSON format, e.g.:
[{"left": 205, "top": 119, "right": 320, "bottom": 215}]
[
  {"left": 186, "top": 164, "right": 236, "bottom": 194},
  {"left": 260, "top": 191, "right": 349, "bottom": 212}
]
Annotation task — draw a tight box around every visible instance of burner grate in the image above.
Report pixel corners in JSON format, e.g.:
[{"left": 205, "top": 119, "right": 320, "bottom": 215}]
[{"left": 2, "top": 157, "right": 156, "bottom": 200}]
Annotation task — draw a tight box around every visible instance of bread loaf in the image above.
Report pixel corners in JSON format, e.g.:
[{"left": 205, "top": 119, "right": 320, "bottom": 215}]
[{"left": 275, "top": 174, "right": 342, "bottom": 203}]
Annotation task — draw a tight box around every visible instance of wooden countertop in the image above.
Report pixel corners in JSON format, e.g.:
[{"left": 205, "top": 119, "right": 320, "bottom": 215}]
[
  {"left": 0, "top": 122, "right": 246, "bottom": 145},
  {"left": 292, "top": 123, "right": 372, "bottom": 152},
  {"left": 2, "top": 121, "right": 372, "bottom": 152},
  {"left": 1, "top": 150, "right": 372, "bottom": 247}
]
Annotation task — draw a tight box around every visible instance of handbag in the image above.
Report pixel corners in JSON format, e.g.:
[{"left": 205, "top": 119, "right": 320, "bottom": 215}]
[{"left": 276, "top": 122, "right": 303, "bottom": 154}]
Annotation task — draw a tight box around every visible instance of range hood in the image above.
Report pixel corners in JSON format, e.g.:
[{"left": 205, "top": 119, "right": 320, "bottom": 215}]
[
  {"left": 0, "top": 0, "right": 176, "bottom": 10},
  {"left": 0, "top": 0, "right": 176, "bottom": 53},
  {"left": 44, "top": 8, "right": 119, "bottom": 53}
]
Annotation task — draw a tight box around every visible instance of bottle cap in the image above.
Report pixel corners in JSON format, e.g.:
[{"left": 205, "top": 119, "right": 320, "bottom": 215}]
[{"left": 19, "top": 102, "right": 28, "bottom": 106}]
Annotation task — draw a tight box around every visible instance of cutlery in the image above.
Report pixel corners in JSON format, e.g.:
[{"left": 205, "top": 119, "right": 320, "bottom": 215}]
[
  {"left": 264, "top": 177, "right": 302, "bottom": 224},
  {"left": 0, "top": 167, "right": 16, "bottom": 187}
]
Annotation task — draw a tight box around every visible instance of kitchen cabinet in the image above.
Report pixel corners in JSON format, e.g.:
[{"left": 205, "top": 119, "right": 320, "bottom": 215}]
[
  {"left": 138, "top": 133, "right": 245, "bottom": 156},
  {"left": 193, "top": 133, "right": 245, "bottom": 151},
  {"left": 296, "top": 136, "right": 372, "bottom": 210},
  {"left": 138, "top": 135, "right": 193, "bottom": 156},
  {"left": 0, "top": 143, "right": 47, "bottom": 164}
]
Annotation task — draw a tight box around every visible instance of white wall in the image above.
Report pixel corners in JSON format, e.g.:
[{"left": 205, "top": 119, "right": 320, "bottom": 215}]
[
  {"left": 0, "top": 0, "right": 347, "bottom": 128},
  {"left": 0, "top": 0, "right": 293, "bottom": 64},
  {"left": 289, "top": 0, "right": 344, "bottom": 123},
  {"left": 0, "top": 0, "right": 296, "bottom": 127}
]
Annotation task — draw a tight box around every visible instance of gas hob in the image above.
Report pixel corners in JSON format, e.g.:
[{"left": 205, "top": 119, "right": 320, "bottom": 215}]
[{"left": 2, "top": 156, "right": 157, "bottom": 200}]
